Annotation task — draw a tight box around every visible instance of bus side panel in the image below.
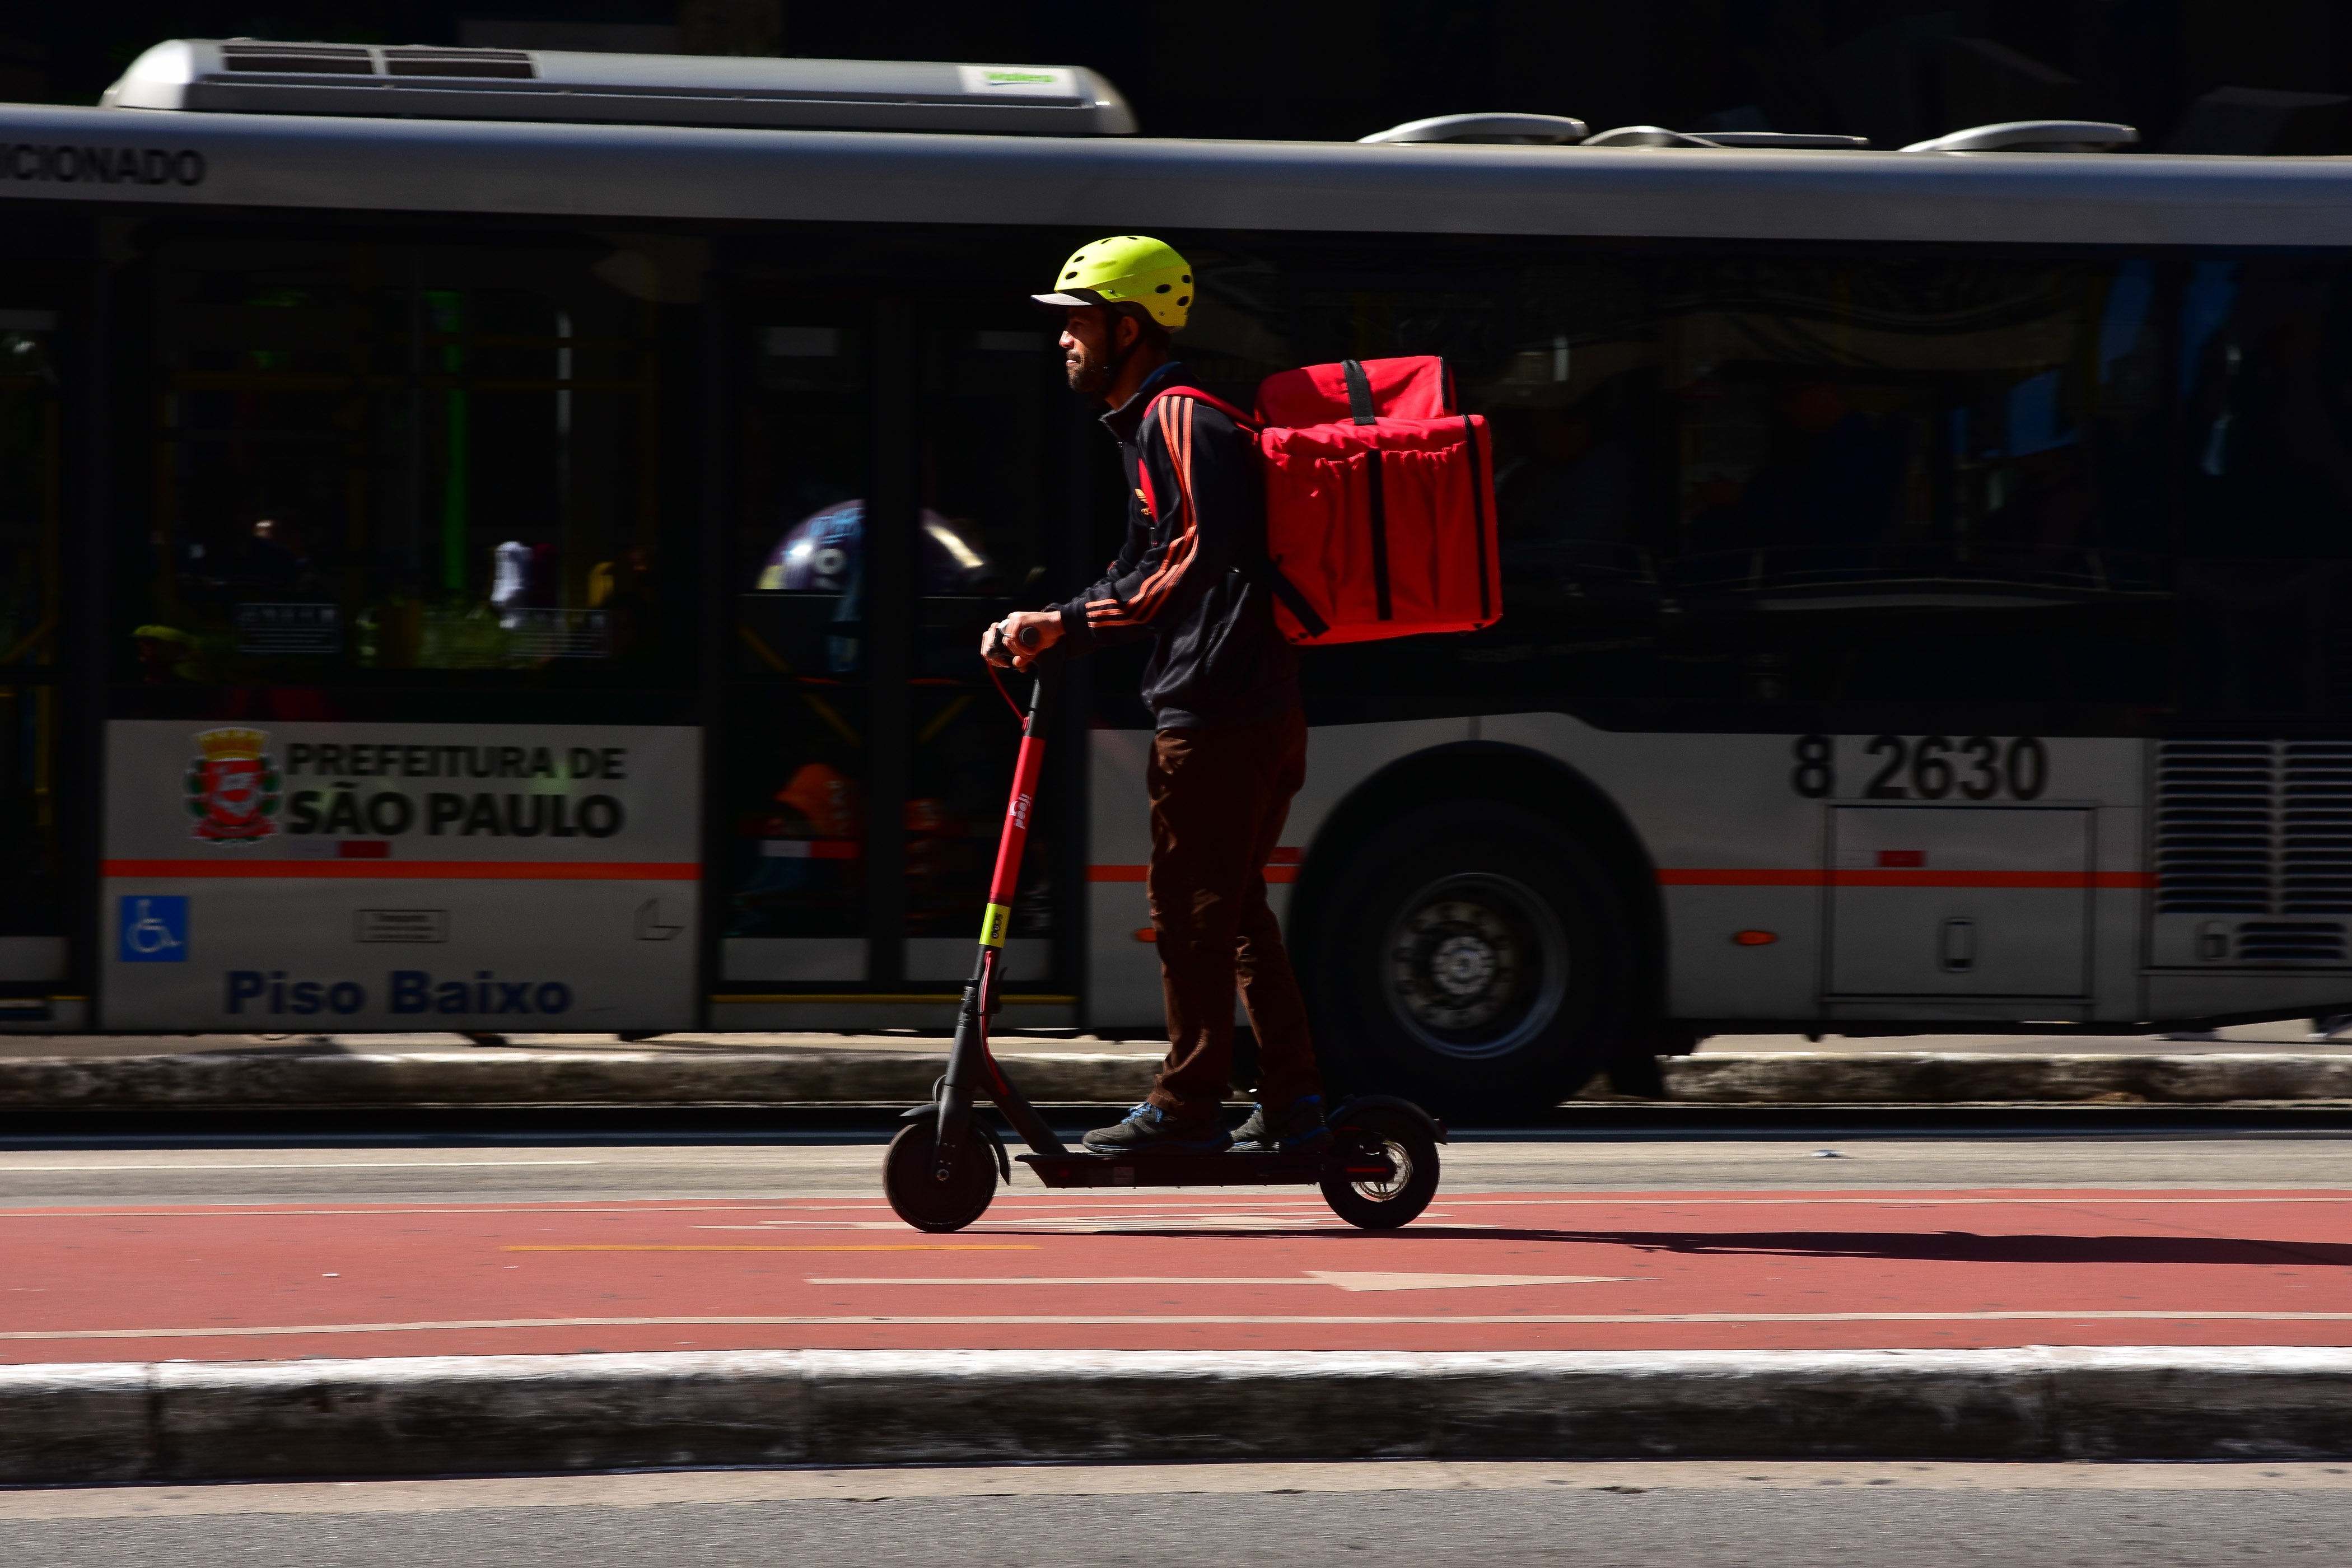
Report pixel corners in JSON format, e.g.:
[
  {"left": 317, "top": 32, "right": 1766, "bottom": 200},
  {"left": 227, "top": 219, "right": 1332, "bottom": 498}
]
[
  {"left": 1084, "top": 726, "right": 1158, "bottom": 1030},
  {"left": 1482, "top": 716, "right": 1826, "bottom": 1020},
  {"left": 1479, "top": 715, "right": 2151, "bottom": 1024},
  {"left": 100, "top": 720, "right": 701, "bottom": 1032}
]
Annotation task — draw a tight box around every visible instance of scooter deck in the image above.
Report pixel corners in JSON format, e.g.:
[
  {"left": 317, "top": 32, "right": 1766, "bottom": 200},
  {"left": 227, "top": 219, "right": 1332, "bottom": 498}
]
[{"left": 1019, "top": 1147, "right": 1397, "bottom": 1189}]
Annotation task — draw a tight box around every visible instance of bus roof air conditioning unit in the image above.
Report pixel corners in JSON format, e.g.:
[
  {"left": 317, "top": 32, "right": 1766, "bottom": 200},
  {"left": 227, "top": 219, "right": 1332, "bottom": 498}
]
[
  {"left": 1581, "top": 125, "right": 1870, "bottom": 149},
  {"left": 1358, "top": 113, "right": 1588, "bottom": 145},
  {"left": 101, "top": 39, "right": 1137, "bottom": 136},
  {"left": 1902, "top": 120, "right": 2138, "bottom": 152}
]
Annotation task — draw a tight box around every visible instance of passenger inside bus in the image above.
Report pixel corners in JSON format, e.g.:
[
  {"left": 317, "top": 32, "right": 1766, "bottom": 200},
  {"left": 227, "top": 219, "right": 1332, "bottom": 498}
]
[
  {"left": 1493, "top": 402, "right": 1639, "bottom": 547},
  {"left": 1682, "top": 379, "right": 1907, "bottom": 556},
  {"left": 729, "top": 761, "right": 864, "bottom": 940},
  {"left": 240, "top": 517, "right": 311, "bottom": 594},
  {"left": 130, "top": 623, "right": 203, "bottom": 684}
]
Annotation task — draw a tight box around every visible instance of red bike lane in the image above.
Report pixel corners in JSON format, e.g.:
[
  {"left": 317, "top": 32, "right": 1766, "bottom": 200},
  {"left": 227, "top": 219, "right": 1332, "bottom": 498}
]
[{"left": 4, "top": 1188, "right": 2347, "bottom": 1363}]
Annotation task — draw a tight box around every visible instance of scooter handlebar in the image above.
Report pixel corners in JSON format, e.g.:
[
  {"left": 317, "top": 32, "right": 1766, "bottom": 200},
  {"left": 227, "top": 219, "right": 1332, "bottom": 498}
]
[{"left": 984, "top": 619, "right": 1047, "bottom": 666}]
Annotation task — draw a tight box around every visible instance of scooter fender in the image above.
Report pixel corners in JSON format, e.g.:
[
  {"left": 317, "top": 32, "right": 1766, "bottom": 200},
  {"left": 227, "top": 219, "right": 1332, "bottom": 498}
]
[
  {"left": 1329, "top": 1094, "right": 1448, "bottom": 1144},
  {"left": 973, "top": 1119, "right": 1013, "bottom": 1183}
]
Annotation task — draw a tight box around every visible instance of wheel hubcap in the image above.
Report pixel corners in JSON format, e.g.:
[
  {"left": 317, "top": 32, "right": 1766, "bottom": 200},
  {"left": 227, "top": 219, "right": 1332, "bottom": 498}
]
[
  {"left": 1383, "top": 872, "right": 1569, "bottom": 1060},
  {"left": 1351, "top": 1135, "right": 1413, "bottom": 1202}
]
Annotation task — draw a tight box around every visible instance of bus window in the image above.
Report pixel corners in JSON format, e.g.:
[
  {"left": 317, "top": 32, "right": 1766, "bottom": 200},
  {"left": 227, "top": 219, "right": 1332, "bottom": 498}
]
[
  {"left": 1263, "top": 248, "right": 1670, "bottom": 709},
  {"left": 2178, "top": 258, "right": 2352, "bottom": 720},
  {"left": 0, "top": 285, "right": 62, "bottom": 993},
  {"left": 721, "top": 256, "right": 1088, "bottom": 989},
  {"left": 902, "top": 310, "right": 1073, "bottom": 985},
  {"left": 1651, "top": 255, "right": 2173, "bottom": 714},
  {"left": 1192, "top": 240, "right": 2185, "bottom": 725},
  {"left": 725, "top": 305, "right": 872, "bottom": 982},
  {"left": 1463, "top": 261, "right": 1665, "bottom": 703},
  {"left": 117, "top": 229, "right": 689, "bottom": 691}
]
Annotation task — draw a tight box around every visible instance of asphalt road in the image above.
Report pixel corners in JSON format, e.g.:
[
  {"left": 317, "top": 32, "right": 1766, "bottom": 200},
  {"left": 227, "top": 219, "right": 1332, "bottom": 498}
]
[
  {"left": 3, "top": 1130, "right": 2350, "bottom": 1207},
  {"left": 6, "top": 1462, "right": 2350, "bottom": 1567}
]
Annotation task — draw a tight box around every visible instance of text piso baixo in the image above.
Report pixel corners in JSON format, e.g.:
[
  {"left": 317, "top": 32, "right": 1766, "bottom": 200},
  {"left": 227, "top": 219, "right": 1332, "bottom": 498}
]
[
  {"left": 224, "top": 970, "right": 576, "bottom": 1017},
  {"left": 283, "top": 744, "right": 629, "bottom": 838}
]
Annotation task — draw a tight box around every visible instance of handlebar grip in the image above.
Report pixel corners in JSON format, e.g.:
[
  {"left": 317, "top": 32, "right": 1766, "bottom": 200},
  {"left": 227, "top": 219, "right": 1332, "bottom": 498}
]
[{"left": 1016, "top": 623, "right": 1042, "bottom": 650}]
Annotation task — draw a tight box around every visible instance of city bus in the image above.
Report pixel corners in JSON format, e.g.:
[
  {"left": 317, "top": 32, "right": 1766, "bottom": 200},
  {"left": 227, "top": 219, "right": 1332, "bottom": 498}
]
[{"left": 5, "top": 38, "right": 2352, "bottom": 1111}]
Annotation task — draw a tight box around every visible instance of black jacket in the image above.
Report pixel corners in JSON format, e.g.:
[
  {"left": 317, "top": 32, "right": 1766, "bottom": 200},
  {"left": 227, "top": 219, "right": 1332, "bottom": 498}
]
[{"left": 1053, "top": 362, "right": 1300, "bottom": 730}]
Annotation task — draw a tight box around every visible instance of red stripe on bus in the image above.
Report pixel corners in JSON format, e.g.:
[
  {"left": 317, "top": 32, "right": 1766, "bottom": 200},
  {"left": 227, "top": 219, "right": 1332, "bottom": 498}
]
[
  {"left": 1088, "top": 865, "right": 1300, "bottom": 884},
  {"left": 102, "top": 860, "right": 701, "bottom": 881},
  {"left": 1656, "top": 869, "right": 2154, "bottom": 889}
]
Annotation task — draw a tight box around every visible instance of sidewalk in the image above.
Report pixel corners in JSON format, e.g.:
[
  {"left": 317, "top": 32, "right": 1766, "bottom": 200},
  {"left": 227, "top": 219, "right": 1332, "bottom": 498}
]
[
  {"left": 8, "top": 1025, "right": 2352, "bottom": 1061},
  {"left": 3, "top": 1030, "right": 2351, "bottom": 1110}
]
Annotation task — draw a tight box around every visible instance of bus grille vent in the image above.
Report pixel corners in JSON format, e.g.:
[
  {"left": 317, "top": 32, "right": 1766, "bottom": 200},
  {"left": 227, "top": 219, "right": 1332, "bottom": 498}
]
[
  {"left": 2157, "top": 740, "right": 2352, "bottom": 922},
  {"left": 222, "top": 44, "right": 375, "bottom": 74},
  {"left": 2234, "top": 922, "right": 2349, "bottom": 963},
  {"left": 384, "top": 50, "right": 537, "bottom": 80},
  {"left": 2155, "top": 742, "right": 2274, "bottom": 913},
  {"left": 2281, "top": 743, "right": 2352, "bottom": 913}
]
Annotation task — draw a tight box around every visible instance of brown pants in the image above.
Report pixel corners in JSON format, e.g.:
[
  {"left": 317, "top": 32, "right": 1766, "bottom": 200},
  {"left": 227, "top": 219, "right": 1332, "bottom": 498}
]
[{"left": 1145, "top": 708, "right": 1322, "bottom": 1118}]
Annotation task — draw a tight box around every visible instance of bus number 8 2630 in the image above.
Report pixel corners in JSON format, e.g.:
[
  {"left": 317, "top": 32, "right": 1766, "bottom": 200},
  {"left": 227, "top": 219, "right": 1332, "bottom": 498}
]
[{"left": 1790, "top": 734, "right": 2048, "bottom": 801}]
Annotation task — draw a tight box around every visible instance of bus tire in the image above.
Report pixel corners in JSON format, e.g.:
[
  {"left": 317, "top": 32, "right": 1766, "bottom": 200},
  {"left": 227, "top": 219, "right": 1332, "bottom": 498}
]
[{"left": 1304, "top": 801, "right": 1637, "bottom": 1120}]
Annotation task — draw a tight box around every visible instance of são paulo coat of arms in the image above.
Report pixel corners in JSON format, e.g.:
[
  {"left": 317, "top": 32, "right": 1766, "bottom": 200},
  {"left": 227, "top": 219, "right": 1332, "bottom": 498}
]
[{"left": 185, "top": 727, "right": 281, "bottom": 844}]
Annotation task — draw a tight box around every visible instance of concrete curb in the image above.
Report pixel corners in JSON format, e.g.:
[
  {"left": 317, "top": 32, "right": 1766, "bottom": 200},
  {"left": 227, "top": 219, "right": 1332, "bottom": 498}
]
[
  {"left": 2, "top": 1347, "right": 2347, "bottom": 1483},
  {"left": 1660, "top": 1052, "right": 2352, "bottom": 1104},
  {"left": 0, "top": 1049, "right": 1158, "bottom": 1110},
  {"left": 2, "top": 1049, "right": 2351, "bottom": 1111}
]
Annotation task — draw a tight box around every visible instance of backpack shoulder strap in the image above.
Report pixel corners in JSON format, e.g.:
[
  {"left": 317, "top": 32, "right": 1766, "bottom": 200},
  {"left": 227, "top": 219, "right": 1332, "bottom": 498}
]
[
  {"left": 1137, "top": 385, "right": 1324, "bottom": 637},
  {"left": 1141, "top": 384, "right": 1258, "bottom": 430}
]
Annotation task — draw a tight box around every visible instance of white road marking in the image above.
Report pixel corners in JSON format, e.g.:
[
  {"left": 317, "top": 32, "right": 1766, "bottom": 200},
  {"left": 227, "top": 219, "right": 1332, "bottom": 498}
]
[
  {"left": 1435, "top": 1196, "right": 2352, "bottom": 1206},
  {"left": 0, "top": 1161, "right": 599, "bottom": 1172},
  {"left": 5, "top": 1309, "right": 2350, "bottom": 1340},
  {"left": 5, "top": 1191, "right": 2349, "bottom": 1222},
  {"left": 805, "top": 1272, "right": 1630, "bottom": 1291},
  {"left": 701, "top": 1214, "right": 1416, "bottom": 1231}
]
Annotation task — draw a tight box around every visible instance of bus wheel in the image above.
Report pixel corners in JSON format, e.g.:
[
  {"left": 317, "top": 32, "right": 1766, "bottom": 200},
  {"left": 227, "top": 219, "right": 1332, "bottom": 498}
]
[{"left": 1305, "top": 802, "right": 1635, "bottom": 1119}]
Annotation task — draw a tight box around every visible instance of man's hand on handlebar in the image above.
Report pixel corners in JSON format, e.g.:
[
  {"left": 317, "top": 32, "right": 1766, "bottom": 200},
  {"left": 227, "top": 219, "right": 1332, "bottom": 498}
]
[{"left": 983, "top": 610, "right": 1066, "bottom": 671}]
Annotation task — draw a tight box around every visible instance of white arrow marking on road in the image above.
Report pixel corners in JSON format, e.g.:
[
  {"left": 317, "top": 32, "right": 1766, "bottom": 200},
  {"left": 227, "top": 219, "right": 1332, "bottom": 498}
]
[{"left": 805, "top": 1272, "right": 1628, "bottom": 1292}]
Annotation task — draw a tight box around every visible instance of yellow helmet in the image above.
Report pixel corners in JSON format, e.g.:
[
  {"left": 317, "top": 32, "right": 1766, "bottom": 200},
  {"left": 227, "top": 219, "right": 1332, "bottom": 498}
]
[{"left": 1032, "top": 235, "right": 1193, "bottom": 330}]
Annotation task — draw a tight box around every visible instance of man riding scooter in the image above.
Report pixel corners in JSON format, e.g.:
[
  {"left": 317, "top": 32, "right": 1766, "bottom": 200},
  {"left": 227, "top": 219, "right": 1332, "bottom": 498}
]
[{"left": 986, "top": 235, "right": 1328, "bottom": 1158}]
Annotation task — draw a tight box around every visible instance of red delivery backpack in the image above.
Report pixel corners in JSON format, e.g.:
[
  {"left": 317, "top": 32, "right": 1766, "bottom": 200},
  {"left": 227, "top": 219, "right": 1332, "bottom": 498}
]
[{"left": 1144, "top": 355, "right": 1501, "bottom": 645}]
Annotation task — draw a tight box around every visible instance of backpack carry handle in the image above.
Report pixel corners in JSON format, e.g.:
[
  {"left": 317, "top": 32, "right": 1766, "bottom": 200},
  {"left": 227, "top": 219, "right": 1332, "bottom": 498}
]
[{"left": 1341, "top": 358, "right": 1377, "bottom": 426}]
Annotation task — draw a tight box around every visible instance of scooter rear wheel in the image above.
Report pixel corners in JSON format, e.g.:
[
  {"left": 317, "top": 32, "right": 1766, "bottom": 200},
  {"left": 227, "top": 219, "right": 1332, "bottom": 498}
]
[
  {"left": 1320, "top": 1104, "right": 1440, "bottom": 1230},
  {"left": 884, "top": 1121, "right": 998, "bottom": 1233}
]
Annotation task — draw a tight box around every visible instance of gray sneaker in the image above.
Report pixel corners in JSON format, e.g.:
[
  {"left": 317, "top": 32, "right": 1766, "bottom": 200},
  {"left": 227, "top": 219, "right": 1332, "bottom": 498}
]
[
  {"left": 1230, "top": 1094, "right": 1332, "bottom": 1154},
  {"left": 1082, "top": 1102, "right": 1232, "bottom": 1155}
]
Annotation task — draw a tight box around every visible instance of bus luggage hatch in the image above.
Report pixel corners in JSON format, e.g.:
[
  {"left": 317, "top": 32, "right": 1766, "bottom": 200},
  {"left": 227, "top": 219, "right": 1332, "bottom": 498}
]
[{"left": 1827, "top": 806, "right": 2093, "bottom": 998}]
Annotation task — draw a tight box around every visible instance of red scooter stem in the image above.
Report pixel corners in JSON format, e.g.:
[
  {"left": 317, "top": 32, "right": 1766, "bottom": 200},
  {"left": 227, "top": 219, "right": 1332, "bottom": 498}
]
[
  {"left": 978, "top": 687, "right": 1048, "bottom": 965},
  {"left": 931, "top": 662, "right": 1067, "bottom": 1173}
]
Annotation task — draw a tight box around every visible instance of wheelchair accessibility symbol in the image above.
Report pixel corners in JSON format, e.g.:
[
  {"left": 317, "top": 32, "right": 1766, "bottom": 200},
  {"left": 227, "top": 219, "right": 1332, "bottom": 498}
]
[{"left": 119, "top": 895, "right": 189, "bottom": 963}]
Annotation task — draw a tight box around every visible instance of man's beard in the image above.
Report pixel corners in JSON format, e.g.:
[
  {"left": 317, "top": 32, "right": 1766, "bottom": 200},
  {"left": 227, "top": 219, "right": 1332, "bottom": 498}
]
[{"left": 1065, "top": 353, "right": 1110, "bottom": 395}]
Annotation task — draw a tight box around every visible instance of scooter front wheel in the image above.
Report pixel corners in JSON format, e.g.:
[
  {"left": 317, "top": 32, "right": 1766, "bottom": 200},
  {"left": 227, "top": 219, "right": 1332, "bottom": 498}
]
[
  {"left": 1320, "top": 1104, "right": 1440, "bottom": 1230},
  {"left": 884, "top": 1121, "right": 998, "bottom": 1233}
]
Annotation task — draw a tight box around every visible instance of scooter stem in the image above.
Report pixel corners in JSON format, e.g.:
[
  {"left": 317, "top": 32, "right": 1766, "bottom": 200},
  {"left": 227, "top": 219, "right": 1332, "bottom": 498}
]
[{"left": 935, "top": 667, "right": 1067, "bottom": 1178}]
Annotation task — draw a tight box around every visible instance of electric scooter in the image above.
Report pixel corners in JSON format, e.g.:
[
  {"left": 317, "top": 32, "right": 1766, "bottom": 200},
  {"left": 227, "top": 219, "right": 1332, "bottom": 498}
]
[{"left": 881, "top": 633, "right": 1445, "bottom": 1234}]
